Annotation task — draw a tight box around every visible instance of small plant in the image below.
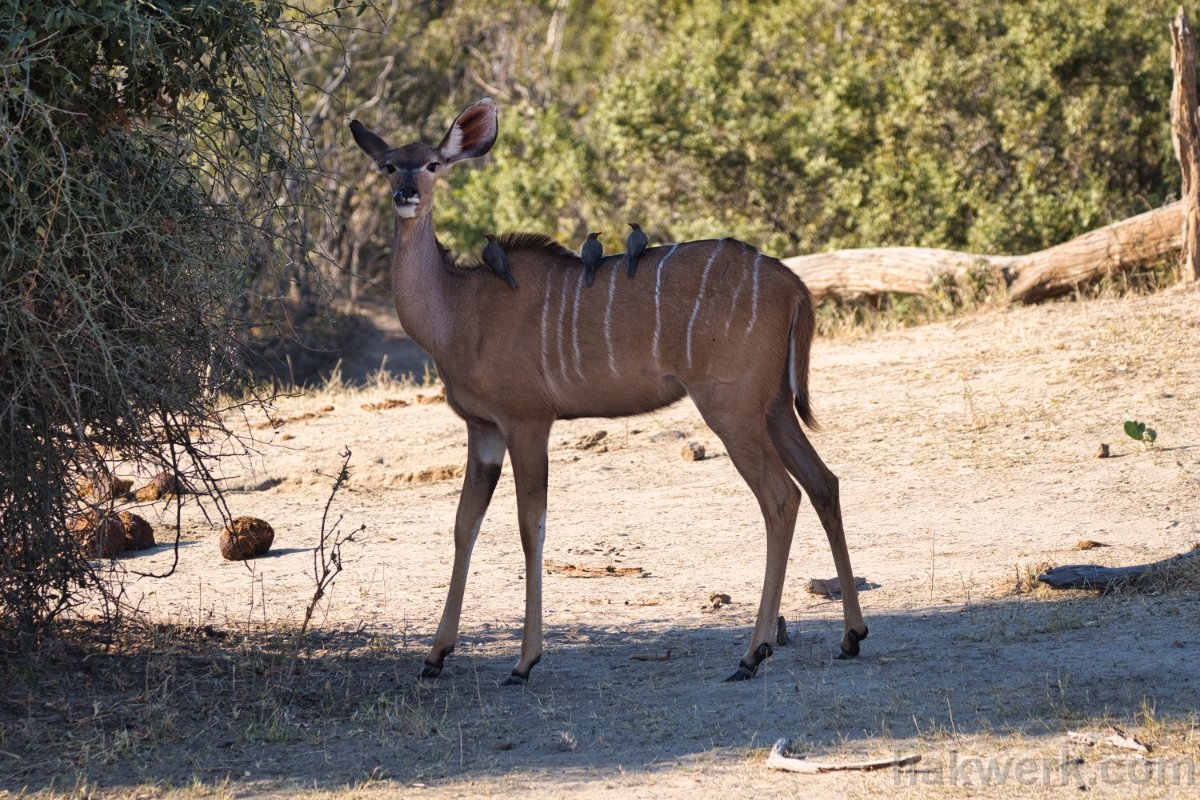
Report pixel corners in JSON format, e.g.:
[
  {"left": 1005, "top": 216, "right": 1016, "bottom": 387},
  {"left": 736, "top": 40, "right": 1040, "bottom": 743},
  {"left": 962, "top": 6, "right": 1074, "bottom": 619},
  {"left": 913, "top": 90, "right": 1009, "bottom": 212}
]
[
  {"left": 288, "top": 447, "right": 364, "bottom": 679},
  {"left": 1123, "top": 417, "right": 1157, "bottom": 446}
]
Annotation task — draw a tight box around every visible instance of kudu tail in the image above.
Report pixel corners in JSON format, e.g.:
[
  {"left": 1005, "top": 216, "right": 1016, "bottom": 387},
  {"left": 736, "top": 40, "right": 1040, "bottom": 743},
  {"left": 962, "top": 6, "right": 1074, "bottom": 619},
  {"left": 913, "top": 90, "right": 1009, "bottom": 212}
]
[{"left": 787, "top": 291, "right": 820, "bottom": 431}]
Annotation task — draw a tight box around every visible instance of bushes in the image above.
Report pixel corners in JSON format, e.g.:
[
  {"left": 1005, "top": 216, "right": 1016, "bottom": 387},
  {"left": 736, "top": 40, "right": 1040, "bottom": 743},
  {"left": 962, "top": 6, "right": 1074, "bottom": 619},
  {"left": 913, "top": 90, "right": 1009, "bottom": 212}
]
[
  {"left": 0, "top": 0, "right": 312, "bottom": 642},
  {"left": 305, "top": 0, "right": 1185, "bottom": 286}
]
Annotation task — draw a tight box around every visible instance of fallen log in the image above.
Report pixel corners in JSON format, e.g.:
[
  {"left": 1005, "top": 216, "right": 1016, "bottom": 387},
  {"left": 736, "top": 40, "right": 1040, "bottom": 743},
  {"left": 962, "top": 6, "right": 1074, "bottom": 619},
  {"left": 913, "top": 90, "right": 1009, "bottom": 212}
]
[
  {"left": 765, "top": 738, "right": 922, "bottom": 774},
  {"left": 1037, "top": 547, "right": 1199, "bottom": 590},
  {"left": 1008, "top": 202, "right": 1185, "bottom": 302},
  {"left": 782, "top": 248, "right": 1016, "bottom": 303},
  {"left": 783, "top": 202, "right": 1183, "bottom": 304}
]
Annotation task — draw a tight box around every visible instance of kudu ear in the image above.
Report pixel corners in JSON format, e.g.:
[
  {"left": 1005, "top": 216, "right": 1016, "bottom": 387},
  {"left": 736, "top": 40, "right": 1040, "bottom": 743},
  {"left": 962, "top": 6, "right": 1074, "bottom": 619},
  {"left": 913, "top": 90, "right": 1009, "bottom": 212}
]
[
  {"left": 349, "top": 120, "right": 391, "bottom": 162},
  {"left": 438, "top": 98, "right": 498, "bottom": 165}
]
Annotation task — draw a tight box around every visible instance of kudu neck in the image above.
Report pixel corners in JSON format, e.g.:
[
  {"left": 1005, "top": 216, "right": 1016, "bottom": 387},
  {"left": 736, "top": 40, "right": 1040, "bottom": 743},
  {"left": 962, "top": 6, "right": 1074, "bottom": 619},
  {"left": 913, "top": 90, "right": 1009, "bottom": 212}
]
[{"left": 390, "top": 210, "right": 454, "bottom": 357}]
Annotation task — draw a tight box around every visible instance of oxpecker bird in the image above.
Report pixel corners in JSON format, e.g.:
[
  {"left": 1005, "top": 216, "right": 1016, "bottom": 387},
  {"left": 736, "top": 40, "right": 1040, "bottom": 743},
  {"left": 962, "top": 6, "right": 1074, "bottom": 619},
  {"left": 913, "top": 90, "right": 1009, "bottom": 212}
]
[
  {"left": 481, "top": 234, "right": 518, "bottom": 289},
  {"left": 625, "top": 222, "right": 648, "bottom": 278},
  {"left": 581, "top": 231, "right": 603, "bottom": 287}
]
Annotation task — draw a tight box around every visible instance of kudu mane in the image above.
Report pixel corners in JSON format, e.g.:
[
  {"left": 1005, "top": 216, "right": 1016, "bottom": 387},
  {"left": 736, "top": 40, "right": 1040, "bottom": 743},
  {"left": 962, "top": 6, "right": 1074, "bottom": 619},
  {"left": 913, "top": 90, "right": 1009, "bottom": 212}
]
[{"left": 438, "top": 232, "right": 578, "bottom": 273}]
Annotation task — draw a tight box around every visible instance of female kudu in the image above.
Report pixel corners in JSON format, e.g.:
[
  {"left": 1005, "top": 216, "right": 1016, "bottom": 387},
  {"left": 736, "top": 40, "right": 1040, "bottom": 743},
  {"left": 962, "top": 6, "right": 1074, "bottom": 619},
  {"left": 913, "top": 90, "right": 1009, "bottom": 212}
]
[{"left": 350, "top": 98, "right": 867, "bottom": 684}]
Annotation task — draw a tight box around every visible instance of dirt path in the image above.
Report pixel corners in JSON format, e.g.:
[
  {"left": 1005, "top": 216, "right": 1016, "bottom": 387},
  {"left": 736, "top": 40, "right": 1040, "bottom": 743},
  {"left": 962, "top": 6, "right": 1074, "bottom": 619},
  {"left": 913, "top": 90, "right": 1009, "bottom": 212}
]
[{"left": 4, "top": 285, "right": 1199, "bottom": 798}]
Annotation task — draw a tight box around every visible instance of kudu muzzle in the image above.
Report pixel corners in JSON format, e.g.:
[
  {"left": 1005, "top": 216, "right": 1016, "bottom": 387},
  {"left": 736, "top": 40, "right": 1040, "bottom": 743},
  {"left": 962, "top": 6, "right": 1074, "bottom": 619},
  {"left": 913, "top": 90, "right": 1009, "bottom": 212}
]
[{"left": 393, "top": 174, "right": 420, "bottom": 218}]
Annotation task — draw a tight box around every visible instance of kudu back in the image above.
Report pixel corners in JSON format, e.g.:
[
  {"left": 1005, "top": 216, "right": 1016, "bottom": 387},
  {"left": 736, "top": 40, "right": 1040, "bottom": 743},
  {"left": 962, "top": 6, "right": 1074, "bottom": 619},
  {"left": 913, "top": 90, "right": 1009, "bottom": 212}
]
[{"left": 350, "top": 97, "right": 867, "bottom": 685}]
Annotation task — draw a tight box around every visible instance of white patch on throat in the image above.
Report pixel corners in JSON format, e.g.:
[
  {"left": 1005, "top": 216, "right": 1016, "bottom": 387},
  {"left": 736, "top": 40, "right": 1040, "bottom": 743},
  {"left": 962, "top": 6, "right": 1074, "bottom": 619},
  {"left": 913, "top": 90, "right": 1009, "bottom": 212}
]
[{"left": 395, "top": 204, "right": 417, "bottom": 219}]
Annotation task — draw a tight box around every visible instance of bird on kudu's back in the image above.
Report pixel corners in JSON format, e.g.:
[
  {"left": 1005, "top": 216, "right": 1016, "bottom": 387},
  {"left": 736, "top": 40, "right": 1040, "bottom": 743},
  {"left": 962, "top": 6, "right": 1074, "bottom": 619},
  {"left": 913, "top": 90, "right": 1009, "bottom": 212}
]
[
  {"left": 625, "top": 222, "right": 648, "bottom": 278},
  {"left": 481, "top": 233, "right": 518, "bottom": 289},
  {"left": 581, "top": 231, "right": 603, "bottom": 287}
]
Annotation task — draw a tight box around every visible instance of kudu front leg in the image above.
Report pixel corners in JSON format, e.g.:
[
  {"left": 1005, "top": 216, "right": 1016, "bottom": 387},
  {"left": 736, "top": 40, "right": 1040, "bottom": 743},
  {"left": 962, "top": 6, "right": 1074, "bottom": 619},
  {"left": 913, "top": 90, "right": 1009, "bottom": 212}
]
[
  {"left": 500, "top": 422, "right": 552, "bottom": 686},
  {"left": 419, "top": 421, "right": 506, "bottom": 679}
]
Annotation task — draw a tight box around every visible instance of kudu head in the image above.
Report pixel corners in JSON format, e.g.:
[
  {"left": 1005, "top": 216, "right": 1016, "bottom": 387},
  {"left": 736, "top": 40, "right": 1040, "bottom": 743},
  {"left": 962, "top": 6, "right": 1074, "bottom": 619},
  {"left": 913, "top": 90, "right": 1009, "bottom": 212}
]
[{"left": 349, "top": 98, "right": 498, "bottom": 220}]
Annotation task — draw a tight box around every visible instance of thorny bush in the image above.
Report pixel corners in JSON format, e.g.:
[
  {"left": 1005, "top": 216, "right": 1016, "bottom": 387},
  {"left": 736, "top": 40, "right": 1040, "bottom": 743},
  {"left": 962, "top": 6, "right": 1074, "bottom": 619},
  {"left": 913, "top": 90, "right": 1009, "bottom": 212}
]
[{"left": 0, "top": 0, "right": 323, "bottom": 645}]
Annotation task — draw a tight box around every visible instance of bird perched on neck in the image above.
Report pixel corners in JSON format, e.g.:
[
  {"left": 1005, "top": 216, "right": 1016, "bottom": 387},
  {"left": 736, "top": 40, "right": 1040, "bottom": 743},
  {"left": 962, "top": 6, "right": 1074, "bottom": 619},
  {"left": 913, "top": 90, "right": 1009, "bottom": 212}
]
[
  {"left": 481, "top": 234, "right": 518, "bottom": 289},
  {"left": 625, "top": 223, "right": 648, "bottom": 278},
  {"left": 581, "top": 231, "right": 603, "bottom": 287}
]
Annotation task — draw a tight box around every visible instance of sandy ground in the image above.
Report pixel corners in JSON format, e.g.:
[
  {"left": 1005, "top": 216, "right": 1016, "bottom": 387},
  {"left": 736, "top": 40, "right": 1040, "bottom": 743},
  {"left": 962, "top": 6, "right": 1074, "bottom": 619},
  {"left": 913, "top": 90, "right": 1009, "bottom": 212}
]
[{"left": 4, "top": 284, "right": 1200, "bottom": 798}]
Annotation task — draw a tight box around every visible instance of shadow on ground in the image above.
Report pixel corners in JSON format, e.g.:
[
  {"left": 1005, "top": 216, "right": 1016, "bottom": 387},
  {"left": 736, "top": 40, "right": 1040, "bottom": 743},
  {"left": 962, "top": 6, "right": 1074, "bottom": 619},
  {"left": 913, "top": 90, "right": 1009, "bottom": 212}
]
[{"left": 2, "top": 590, "right": 1198, "bottom": 793}]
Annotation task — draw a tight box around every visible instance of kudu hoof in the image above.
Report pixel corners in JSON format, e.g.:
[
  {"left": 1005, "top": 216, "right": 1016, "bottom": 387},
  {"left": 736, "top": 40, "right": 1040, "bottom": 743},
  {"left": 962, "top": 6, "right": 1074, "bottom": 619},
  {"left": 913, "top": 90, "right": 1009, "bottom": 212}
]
[
  {"left": 724, "top": 642, "right": 773, "bottom": 682},
  {"left": 501, "top": 655, "right": 540, "bottom": 686},
  {"left": 417, "top": 645, "right": 454, "bottom": 679},
  {"left": 835, "top": 624, "right": 869, "bottom": 660}
]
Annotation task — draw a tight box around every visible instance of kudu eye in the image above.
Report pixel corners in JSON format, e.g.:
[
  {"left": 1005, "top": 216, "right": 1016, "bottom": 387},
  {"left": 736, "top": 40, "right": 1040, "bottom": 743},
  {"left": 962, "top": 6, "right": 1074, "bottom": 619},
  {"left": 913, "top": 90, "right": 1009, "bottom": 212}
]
[
  {"left": 426, "top": 162, "right": 440, "bottom": 173},
  {"left": 384, "top": 164, "right": 395, "bottom": 174}
]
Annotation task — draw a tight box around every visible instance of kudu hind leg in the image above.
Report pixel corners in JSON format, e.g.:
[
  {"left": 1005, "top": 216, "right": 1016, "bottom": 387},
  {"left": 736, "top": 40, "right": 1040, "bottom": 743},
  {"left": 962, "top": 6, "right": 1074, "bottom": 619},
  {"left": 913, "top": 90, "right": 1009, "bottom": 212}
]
[
  {"left": 690, "top": 396, "right": 801, "bottom": 681},
  {"left": 767, "top": 400, "right": 868, "bottom": 658},
  {"left": 500, "top": 421, "right": 552, "bottom": 686},
  {"left": 724, "top": 430, "right": 801, "bottom": 681},
  {"left": 420, "top": 421, "right": 506, "bottom": 679}
]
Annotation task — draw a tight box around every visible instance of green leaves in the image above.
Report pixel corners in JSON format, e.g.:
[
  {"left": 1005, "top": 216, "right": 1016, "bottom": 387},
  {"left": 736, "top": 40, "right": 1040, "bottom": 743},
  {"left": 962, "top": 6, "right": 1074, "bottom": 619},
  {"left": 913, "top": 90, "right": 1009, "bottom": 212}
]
[
  {"left": 1124, "top": 419, "right": 1157, "bottom": 444},
  {"left": 315, "top": 0, "right": 1184, "bottom": 268}
]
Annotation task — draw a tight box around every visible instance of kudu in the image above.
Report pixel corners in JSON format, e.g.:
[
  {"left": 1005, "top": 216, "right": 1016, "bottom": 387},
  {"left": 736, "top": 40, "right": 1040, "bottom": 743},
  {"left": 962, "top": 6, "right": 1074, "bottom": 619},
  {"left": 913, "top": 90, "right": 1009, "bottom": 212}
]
[{"left": 350, "top": 98, "right": 867, "bottom": 684}]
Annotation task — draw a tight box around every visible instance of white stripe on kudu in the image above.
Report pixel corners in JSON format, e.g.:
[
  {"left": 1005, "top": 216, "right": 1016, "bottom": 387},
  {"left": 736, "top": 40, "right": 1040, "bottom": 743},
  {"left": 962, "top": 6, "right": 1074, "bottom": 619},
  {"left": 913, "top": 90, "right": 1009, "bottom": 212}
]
[
  {"left": 540, "top": 269, "right": 554, "bottom": 384},
  {"left": 557, "top": 268, "right": 571, "bottom": 383},
  {"left": 652, "top": 243, "right": 680, "bottom": 362},
  {"left": 686, "top": 239, "right": 725, "bottom": 367},
  {"left": 571, "top": 271, "right": 585, "bottom": 380},
  {"left": 747, "top": 251, "right": 763, "bottom": 335},
  {"left": 604, "top": 261, "right": 619, "bottom": 376}
]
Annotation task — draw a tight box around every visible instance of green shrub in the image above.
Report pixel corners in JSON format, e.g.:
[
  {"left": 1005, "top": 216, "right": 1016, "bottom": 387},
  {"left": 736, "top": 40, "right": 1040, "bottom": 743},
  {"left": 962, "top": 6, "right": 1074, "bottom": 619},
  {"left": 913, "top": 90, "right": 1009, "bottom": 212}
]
[
  {"left": 306, "top": 0, "right": 1184, "bottom": 280},
  {"left": 0, "top": 0, "right": 313, "bottom": 643}
]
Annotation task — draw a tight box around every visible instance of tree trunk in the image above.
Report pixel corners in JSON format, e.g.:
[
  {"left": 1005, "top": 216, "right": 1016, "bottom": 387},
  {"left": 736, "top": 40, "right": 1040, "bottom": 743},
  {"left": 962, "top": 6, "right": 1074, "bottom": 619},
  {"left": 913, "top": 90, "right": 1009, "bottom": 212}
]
[
  {"left": 1171, "top": 6, "right": 1200, "bottom": 283},
  {"left": 782, "top": 202, "right": 1183, "bottom": 304}
]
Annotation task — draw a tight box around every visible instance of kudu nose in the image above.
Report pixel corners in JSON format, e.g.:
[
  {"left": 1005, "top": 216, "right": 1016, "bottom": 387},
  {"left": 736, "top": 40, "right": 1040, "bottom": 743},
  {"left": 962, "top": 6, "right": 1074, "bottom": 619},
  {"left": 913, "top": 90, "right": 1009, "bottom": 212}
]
[{"left": 393, "top": 188, "right": 418, "bottom": 205}]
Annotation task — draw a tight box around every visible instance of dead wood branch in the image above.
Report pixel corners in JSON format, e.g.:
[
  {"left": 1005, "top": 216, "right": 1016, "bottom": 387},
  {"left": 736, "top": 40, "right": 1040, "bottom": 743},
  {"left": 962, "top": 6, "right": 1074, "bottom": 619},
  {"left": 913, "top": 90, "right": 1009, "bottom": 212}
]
[
  {"left": 1008, "top": 202, "right": 1185, "bottom": 301},
  {"left": 1037, "top": 547, "right": 1200, "bottom": 590},
  {"left": 1105, "top": 729, "right": 1151, "bottom": 754},
  {"left": 765, "top": 738, "right": 922, "bottom": 774},
  {"left": 807, "top": 575, "right": 867, "bottom": 597},
  {"left": 783, "top": 203, "right": 1183, "bottom": 304}
]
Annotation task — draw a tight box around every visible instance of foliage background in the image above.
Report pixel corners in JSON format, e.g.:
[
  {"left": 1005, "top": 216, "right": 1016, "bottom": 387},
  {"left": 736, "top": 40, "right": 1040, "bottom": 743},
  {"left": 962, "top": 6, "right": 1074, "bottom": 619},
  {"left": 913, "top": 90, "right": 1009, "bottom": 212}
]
[
  {"left": 0, "top": 0, "right": 316, "bottom": 640},
  {"left": 298, "top": 0, "right": 1185, "bottom": 299}
]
